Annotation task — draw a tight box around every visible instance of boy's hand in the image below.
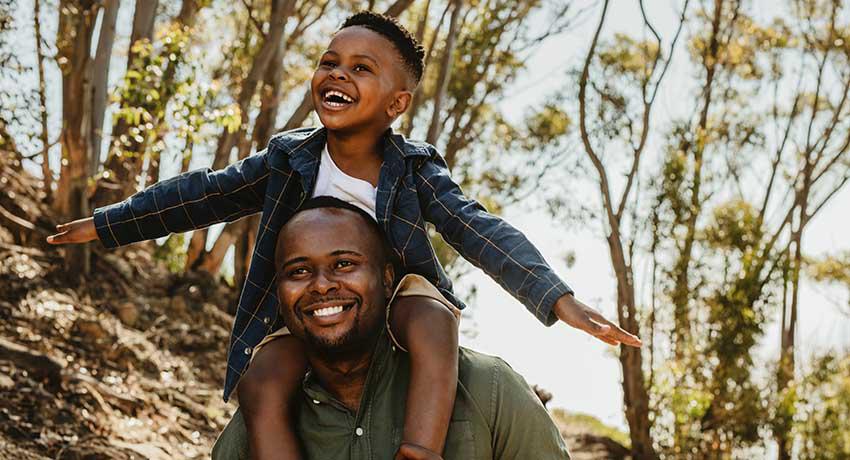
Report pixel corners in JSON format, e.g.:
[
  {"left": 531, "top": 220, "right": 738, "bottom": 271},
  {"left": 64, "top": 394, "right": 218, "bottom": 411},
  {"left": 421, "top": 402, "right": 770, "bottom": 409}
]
[
  {"left": 46, "top": 217, "right": 97, "bottom": 245},
  {"left": 395, "top": 443, "right": 444, "bottom": 460},
  {"left": 553, "top": 294, "right": 642, "bottom": 347}
]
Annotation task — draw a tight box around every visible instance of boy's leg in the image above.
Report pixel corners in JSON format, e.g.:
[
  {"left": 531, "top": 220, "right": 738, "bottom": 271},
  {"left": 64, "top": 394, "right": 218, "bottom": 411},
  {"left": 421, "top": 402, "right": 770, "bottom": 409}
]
[
  {"left": 389, "top": 295, "right": 459, "bottom": 459},
  {"left": 236, "top": 334, "right": 308, "bottom": 460}
]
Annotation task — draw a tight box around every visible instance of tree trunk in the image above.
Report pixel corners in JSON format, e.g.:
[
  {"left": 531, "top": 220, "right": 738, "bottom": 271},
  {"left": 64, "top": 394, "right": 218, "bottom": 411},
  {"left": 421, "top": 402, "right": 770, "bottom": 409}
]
[
  {"left": 95, "top": 0, "right": 159, "bottom": 206},
  {"left": 607, "top": 231, "right": 657, "bottom": 460},
  {"left": 187, "top": 0, "right": 295, "bottom": 272},
  {"left": 384, "top": 0, "right": 415, "bottom": 17},
  {"left": 89, "top": 0, "right": 119, "bottom": 177},
  {"left": 576, "top": 1, "right": 657, "bottom": 457},
  {"left": 34, "top": 0, "right": 52, "bottom": 198},
  {"left": 425, "top": 0, "right": 461, "bottom": 145},
  {"left": 776, "top": 154, "right": 813, "bottom": 459},
  {"left": 55, "top": 0, "right": 99, "bottom": 275},
  {"left": 211, "top": 0, "right": 296, "bottom": 169},
  {"left": 399, "top": 0, "right": 431, "bottom": 136}
]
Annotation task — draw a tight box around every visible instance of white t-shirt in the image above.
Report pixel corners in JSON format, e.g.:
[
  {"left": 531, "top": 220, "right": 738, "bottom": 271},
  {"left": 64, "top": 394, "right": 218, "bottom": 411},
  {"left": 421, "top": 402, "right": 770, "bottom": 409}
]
[{"left": 311, "top": 144, "right": 378, "bottom": 219}]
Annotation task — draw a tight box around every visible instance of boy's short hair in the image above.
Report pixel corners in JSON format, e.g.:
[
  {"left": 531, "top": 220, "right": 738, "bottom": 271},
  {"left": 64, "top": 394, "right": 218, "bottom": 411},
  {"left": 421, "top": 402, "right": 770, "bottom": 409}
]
[{"left": 340, "top": 11, "right": 425, "bottom": 87}]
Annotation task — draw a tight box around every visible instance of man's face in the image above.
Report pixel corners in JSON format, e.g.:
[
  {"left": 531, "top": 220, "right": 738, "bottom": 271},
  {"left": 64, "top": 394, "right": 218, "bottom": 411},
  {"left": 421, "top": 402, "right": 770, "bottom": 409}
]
[
  {"left": 310, "top": 26, "right": 411, "bottom": 133},
  {"left": 275, "top": 208, "right": 393, "bottom": 354}
]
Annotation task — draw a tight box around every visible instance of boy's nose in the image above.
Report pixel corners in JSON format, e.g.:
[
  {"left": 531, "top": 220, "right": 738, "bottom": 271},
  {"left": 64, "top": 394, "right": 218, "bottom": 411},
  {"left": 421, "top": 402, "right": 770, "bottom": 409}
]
[{"left": 329, "top": 67, "right": 347, "bottom": 80}]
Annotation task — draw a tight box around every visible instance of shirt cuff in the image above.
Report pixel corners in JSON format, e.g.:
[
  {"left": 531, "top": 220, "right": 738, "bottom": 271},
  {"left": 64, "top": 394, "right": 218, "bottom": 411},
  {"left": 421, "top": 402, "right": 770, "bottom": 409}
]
[
  {"left": 530, "top": 273, "right": 574, "bottom": 326},
  {"left": 92, "top": 204, "right": 120, "bottom": 248}
]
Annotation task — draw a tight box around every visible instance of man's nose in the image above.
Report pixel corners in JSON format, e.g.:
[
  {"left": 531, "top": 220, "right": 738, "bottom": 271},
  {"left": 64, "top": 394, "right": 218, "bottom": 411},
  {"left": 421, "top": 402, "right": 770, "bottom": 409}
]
[{"left": 310, "top": 268, "right": 340, "bottom": 295}]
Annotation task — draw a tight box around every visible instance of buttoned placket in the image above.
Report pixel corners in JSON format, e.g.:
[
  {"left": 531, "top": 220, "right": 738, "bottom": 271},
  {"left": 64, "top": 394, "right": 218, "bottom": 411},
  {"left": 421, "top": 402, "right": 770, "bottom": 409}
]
[{"left": 302, "top": 376, "right": 373, "bottom": 459}]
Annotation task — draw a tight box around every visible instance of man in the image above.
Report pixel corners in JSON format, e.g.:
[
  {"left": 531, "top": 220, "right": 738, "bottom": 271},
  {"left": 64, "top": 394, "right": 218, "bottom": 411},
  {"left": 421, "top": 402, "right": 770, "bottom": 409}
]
[{"left": 212, "top": 197, "right": 571, "bottom": 459}]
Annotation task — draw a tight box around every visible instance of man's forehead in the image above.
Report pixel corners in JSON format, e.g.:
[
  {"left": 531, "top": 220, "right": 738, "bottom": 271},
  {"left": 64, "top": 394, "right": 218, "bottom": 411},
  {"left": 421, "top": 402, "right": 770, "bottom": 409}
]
[{"left": 276, "top": 207, "right": 381, "bottom": 261}]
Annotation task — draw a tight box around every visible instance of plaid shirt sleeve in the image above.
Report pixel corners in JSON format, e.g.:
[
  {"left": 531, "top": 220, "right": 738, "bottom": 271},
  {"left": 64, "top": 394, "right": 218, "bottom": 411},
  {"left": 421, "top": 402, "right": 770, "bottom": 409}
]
[
  {"left": 414, "top": 154, "right": 574, "bottom": 326},
  {"left": 93, "top": 149, "right": 271, "bottom": 248}
]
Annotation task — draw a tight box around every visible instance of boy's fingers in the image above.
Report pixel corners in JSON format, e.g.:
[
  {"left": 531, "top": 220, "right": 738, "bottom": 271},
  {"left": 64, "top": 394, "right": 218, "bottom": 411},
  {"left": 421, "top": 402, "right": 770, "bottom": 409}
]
[
  {"left": 587, "top": 310, "right": 642, "bottom": 347},
  {"left": 582, "top": 316, "right": 611, "bottom": 336},
  {"left": 596, "top": 335, "right": 620, "bottom": 346},
  {"left": 46, "top": 232, "right": 68, "bottom": 244},
  {"left": 395, "top": 443, "right": 443, "bottom": 460}
]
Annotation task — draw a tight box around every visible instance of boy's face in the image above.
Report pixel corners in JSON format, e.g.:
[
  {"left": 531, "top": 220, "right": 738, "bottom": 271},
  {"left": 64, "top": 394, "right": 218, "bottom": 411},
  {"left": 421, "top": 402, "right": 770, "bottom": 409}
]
[{"left": 311, "top": 26, "right": 412, "bottom": 134}]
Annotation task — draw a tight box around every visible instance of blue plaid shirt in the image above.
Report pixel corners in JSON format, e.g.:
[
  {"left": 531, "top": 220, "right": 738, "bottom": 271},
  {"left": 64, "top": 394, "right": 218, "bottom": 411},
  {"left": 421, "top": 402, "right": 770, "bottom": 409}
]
[{"left": 93, "top": 127, "right": 573, "bottom": 400}]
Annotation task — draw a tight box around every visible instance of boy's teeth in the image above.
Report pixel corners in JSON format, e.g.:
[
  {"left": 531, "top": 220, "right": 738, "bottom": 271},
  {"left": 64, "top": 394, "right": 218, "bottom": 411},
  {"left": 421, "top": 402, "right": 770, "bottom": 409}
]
[
  {"left": 313, "top": 305, "right": 344, "bottom": 317},
  {"left": 325, "top": 90, "right": 354, "bottom": 102}
]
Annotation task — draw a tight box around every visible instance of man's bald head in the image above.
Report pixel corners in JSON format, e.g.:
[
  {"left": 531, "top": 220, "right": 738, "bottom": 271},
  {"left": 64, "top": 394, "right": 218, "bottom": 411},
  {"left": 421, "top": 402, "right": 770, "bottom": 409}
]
[{"left": 275, "top": 196, "right": 393, "bottom": 269}]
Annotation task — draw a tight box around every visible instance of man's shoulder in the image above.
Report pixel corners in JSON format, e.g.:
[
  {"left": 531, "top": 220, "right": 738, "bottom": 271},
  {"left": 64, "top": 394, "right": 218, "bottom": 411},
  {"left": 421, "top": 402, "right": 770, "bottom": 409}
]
[{"left": 457, "top": 347, "right": 531, "bottom": 413}]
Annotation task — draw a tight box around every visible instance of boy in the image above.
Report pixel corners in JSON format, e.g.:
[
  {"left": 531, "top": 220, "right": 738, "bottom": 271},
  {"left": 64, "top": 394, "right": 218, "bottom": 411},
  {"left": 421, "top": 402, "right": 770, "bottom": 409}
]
[{"left": 49, "top": 11, "right": 641, "bottom": 459}]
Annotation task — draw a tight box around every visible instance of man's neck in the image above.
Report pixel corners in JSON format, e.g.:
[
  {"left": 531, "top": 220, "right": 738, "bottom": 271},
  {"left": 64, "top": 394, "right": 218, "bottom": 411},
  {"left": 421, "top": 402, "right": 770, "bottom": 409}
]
[
  {"left": 306, "top": 340, "right": 377, "bottom": 412},
  {"left": 325, "top": 127, "right": 387, "bottom": 186}
]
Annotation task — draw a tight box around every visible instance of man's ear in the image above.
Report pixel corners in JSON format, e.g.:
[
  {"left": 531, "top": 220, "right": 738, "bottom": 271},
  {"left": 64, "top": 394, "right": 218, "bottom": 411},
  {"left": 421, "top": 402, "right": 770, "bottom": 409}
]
[
  {"left": 386, "top": 90, "right": 412, "bottom": 119},
  {"left": 382, "top": 262, "right": 395, "bottom": 299}
]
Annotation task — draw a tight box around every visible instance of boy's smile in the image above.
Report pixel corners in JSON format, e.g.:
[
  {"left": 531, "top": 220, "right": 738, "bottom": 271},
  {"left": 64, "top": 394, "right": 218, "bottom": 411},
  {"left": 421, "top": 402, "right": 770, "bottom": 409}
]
[{"left": 311, "top": 26, "right": 411, "bottom": 134}]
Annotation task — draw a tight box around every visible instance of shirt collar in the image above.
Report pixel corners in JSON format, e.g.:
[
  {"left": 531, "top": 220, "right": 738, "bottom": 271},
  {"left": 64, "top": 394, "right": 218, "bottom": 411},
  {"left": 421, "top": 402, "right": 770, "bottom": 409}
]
[
  {"left": 301, "top": 328, "right": 396, "bottom": 409},
  {"left": 288, "top": 127, "right": 430, "bottom": 161}
]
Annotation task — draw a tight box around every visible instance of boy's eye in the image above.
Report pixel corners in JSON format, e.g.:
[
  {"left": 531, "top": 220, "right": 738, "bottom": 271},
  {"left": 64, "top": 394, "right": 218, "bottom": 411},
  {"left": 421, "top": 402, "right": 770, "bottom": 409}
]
[
  {"left": 320, "top": 60, "right": 336, "bottom": 68},
  {"left": 353, "top": 64, "right": 370, "bottom": 72}
]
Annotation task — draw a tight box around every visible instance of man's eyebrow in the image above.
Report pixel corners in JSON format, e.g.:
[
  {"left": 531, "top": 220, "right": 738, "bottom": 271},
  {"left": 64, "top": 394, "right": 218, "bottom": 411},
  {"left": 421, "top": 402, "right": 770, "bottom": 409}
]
[
  {"left": 331, "top": 249, "right": 364, "bottom": 257},
  {"left": 281, "top": 256, "right": 307, "bottom": 269}
]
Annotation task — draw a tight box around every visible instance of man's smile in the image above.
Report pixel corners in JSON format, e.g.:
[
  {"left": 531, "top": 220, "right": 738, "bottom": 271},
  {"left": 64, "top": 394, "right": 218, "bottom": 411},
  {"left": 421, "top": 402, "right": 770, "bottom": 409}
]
[{"left": 302, "top": 298, "right": 358, "bottom": 326}]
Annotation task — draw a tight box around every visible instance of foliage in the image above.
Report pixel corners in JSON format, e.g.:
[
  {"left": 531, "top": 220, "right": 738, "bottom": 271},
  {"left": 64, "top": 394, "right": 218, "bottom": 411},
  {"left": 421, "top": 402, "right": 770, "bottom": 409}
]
[
  {"left": 550, "top": 408, "right": 631, "bottom": 448},
  {"left": 154, "top": 233, "right": 187, "bottom": 274},
  {"left": 794, "top": 352, "right": 850, "bottom": 459}
]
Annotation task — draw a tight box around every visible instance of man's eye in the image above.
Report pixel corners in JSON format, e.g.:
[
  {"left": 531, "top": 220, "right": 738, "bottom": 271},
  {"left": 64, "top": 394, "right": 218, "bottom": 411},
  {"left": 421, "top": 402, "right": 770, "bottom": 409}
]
[
  {"left": 335, "top": 260, "right": 355, "bottom": 269},
  {"left": 288, "top": 267, "right": 308, "bottom": 277}
]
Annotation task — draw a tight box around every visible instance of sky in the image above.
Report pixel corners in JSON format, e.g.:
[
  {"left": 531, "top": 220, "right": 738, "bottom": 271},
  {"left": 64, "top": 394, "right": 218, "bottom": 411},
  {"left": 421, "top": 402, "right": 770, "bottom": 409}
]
[{"left": 461, "top": 0, "right": 850, "bottom": 433}]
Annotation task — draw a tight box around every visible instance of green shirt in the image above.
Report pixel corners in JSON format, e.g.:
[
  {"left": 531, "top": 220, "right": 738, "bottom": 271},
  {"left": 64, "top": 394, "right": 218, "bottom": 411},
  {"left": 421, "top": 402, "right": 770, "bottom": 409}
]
[{"left": 212, "top": 333, "right": 571, "bottom": 460}]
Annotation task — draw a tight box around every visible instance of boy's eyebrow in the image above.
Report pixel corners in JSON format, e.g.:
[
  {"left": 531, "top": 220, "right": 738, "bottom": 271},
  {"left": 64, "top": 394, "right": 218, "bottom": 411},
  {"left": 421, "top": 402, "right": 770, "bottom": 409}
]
[
  {"left": 320, "top": 50, "right": 380, "bottom": 67},
  {"left": 352, "top": 54, "right": 380, "bottom": 67}
]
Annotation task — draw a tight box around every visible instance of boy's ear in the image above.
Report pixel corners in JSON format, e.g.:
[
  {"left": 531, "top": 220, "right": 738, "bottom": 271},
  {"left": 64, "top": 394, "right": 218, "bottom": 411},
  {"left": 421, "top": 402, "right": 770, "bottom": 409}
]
[{"left": 386, "top": 90, "right": 413, "bottom": 119}]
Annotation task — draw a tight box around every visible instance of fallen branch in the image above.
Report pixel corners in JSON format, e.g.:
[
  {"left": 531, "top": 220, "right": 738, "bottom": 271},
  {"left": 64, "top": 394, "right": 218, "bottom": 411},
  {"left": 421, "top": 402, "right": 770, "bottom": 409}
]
[{"left": 0, "top": 337, "right": 64, "bottom": 386}]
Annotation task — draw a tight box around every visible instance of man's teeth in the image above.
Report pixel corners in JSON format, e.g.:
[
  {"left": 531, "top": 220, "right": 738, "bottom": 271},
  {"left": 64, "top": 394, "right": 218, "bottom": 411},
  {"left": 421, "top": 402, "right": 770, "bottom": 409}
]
[
  {"left": 325, "top": 90, "right": 354, "bottom": 103},
  {"left": 313, "top": 305, "right": 345, "bottom": 317}
]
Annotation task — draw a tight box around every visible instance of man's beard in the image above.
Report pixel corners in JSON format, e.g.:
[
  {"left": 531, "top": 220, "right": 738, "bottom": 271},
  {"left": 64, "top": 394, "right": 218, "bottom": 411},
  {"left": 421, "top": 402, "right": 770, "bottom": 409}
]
[{"left": 303, "top": 306, "right": 382, "bottom": 358}]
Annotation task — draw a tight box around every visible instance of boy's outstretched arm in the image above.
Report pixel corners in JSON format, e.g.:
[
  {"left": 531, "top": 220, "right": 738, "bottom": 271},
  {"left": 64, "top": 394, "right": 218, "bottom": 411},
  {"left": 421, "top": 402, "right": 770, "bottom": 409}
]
[
  {"left": 415, "top": 155, "right": 641, "bottom": 348},
  {"left": 47, "top": 149, "right": 271, "bottom": 248},
  {"left": 389, "top": 294, "right": 458, "bottom": 460}
]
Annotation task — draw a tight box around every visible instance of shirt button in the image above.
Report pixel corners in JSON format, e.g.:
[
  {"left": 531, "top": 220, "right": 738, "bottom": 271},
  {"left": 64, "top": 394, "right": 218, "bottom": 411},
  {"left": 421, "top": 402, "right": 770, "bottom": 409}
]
[
  {"left": 312, "top": 399, "right": 320, "bottom": 404},
  {"left": 262, "top": 317, "right": 270, "bottom": 325},
  {"left": 243, "top": 347, "right": 252, "bottom": 355},
  {"left": 355, "top": 427, "right": 364, "bottom": 436}
]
